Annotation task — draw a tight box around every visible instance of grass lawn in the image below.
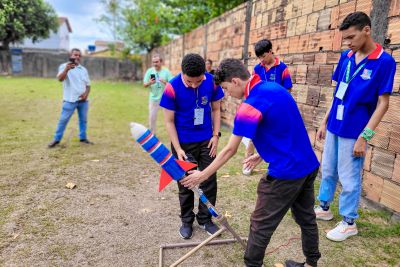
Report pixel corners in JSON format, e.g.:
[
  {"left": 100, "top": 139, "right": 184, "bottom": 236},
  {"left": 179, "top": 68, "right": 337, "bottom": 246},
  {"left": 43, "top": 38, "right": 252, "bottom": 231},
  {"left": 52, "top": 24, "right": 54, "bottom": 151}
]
[{"left": 0, "top": 76, "right": 399, "bottom": 266}]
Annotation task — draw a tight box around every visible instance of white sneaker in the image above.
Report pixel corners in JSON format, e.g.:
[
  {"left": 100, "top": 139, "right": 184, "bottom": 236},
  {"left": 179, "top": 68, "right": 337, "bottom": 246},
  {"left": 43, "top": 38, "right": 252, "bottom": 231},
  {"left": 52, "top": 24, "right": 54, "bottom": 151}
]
[
  {"left": 326, "top": 221, "right": 358, "bottom": 242},
  {"left": 314, "top": 205, "right": 333, "bottom": 221}
]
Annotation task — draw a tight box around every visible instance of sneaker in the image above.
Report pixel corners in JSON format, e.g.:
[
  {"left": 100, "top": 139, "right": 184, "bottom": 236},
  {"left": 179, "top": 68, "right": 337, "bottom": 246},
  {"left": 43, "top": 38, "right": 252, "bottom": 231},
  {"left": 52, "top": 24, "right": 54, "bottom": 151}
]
[
  {"left": 179, "top": 224, "right": 193, "bottom": 239},
  {"left": 285, "top": 260, "right": 306, "bottom": 267},
  {"left": 199, "top": 221, "right": 219, "bottom": 235},
  {"left": 48, "top": 140, "right": 60, "bottom": 148},
  {"left": 314, "top": 205, "right": 333, "bottom": 221},
  {"left": 326, "top": 221, "right": 358, "bottom": 242},
  {"left": 80, "top": 139, "right": 94, "bottom": 144}
]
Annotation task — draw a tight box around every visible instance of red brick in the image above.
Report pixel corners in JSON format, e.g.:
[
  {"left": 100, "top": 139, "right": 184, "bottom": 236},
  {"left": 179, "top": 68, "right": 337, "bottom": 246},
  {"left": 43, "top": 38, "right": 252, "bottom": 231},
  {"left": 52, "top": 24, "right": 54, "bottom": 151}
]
[
  {"left": 319, "top": 86, "right": 334, "bottom": 108},
  {"left": 338, "top": 1, "right": 356, "bottom": 25},
  {"left": 330, "top": 6, "right": 340, "bottom": 29},
  {"left": 326, "top": 51, "right": 340, "bottom": 64},
  {"left": 293, "top": 54, "right": 304, "bottom": 64},
  {"left": 296, "top": 65, "right": 308, "bottom": 84},
  {"left": 283, "top": 54, "right": 294, "bottom": 64},
  {"left": 371, "top": 148, "right": 396, "bottom": 179},
  {"left": 302, "top": 0, "right": 314, "bottom": 15},
  {"left": 355, "top": 0, "right": 372, "bottom": 15},
  {"left": 307, "top": 65, "right": 320, "bottom": 85},
  {"left": 291, "top": 0, "right": 304, "bottom": 18},
  {"left": 307, "top": 85, "right": 321, "bottom": 106},
  {"left": 288, "top": 65, "right": 297, "bottom": 81},
  {"left": 392, "top": 50, "right": 400, "bottom": 63},
  {"left": 298, "top": 34, "right": 310, "bottom": 53},
  {"left": 296, "top": 15, "right": 308, "bottom": 35},
  {"left": 383, "top": 96, "right": 400, "bottom": 123},
  {"left": 392, "top": 156, "right": 400, "bottom": 183},
  {"left": 362, "top": 171, "right": 384, "bottom": 202},
  {"left": 313, "top": 106, "right": 327, "bottom": 128},
  {"left": 326, "top": 0, "right": 340, "bottom": 7},
  {"left": 318, "top": 65, "right": 334, "bottom": 86},
  {"left": 318, "top": 8, "right": 332, "bottom": 31},
  {"left": 389, "top": 124, "right": 400, "bottom": 154},
  {"left": 303, "top": 54, "right": 315, "bottom": 63},
  {"left": 289, "top": 36, "right": 301, "bottom": 54},
  {"left": 364, "top": 145, "right": 373, "bottom": 171},
  {"left": 306, "top": 12, "right": 320, "bottom": 33},
  {"left": 389, "top": 0, "right": 400, "bottom": 17},
  {"left": 315, "top": 52, "right": 328, "bottom": 64},
  {"left": 270, "top": 21, "right": 288, "bottom": 39},
  {"left": 287, "top": 18, "right": 297, "bottom": 37},
  {"left": 313, "top": 0, "right": 326, "bottom": 12},
  {"left": 369, "top": 122, "right": 391, "bottom": 149},
  {"left": 332, "top": 29, "right": 343, "bottom": 51},
  {"left": 380, "top": 179, "right": 400, "bottom": 212},
  {"left": 308, "top": 31, "right": 334, "bottom": 52},
  {"left": 387, "top": 17, "right": 400, "bottom": 45},
  {"left": 300, "top": 104, "right": 315, "bottom": 127}
]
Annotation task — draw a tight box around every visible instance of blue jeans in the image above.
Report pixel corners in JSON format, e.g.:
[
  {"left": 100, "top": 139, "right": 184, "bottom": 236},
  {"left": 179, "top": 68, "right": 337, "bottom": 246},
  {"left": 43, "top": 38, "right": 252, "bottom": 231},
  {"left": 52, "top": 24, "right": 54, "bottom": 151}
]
[
  {"left": 318, "top": 130, "right": 365, "bottom": 220},
  {"left": 54, "top": 100, "right": 89, "bottom": 141}
]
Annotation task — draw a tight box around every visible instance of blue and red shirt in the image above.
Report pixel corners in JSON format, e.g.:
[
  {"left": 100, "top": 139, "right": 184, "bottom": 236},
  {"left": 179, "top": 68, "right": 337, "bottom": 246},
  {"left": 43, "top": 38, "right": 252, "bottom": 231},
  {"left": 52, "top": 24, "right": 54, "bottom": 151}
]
[
  {"left": 328, "top": 43, "right": 396, "bottom": 139},
  {"left": 160, "top": 73, "right": 224, "bottom": 143},
  {"left": 233, "top": 75, "right": 319, "bottom": 179},
  {"left": 253, "top": 57, "right": 292, "bottom": 89}
]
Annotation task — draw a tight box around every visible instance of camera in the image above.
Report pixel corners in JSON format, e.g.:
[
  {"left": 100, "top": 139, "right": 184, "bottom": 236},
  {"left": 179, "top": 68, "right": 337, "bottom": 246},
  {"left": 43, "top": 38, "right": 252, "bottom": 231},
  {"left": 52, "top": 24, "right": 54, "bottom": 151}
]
[{"left": 150, "top": 74, "right": 156, "bottom": 80}]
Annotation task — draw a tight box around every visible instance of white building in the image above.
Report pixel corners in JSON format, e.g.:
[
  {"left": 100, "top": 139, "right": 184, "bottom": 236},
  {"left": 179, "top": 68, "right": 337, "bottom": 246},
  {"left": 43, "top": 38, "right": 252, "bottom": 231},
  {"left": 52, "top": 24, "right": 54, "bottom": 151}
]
[{"left": 16, "top": 17, "right": 72, "bottom": 52}]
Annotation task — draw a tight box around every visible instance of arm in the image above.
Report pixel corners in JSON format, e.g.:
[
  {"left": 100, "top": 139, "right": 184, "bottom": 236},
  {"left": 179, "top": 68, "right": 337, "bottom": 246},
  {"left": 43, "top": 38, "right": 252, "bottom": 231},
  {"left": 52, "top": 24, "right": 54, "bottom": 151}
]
[
  {"left": 208, "top": 100, "right": 222, "bottom": 157},
  {"left": 80, "top": 85, "right": 91, "bottom": 101},
  {"left": 353, "top": 94, "right": 390, "bottom": 157},
  {"left": 144, "top": 78, "right": 156, "bottom": 87},
  {"left": 57, "top": 63, "right": 74, "bottom": 82},
  {"left": 163, "top": 108, "right": 186, "bottom": 160},
  {"left": 180, "top": 134, "right": 243, "bottom": 189}
]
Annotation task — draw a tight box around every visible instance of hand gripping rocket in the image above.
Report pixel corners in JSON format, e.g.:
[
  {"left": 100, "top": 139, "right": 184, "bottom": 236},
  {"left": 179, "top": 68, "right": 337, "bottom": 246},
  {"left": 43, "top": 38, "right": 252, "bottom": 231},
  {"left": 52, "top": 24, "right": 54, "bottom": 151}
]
[{"left": 130, "top": 122, "right": 219, "bottom": 217}]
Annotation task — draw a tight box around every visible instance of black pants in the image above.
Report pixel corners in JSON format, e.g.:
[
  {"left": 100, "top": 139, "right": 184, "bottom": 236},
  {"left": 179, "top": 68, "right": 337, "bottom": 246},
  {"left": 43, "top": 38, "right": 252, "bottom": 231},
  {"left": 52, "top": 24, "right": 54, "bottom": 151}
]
[
  {"left": 171, "top": 139, "right": 217, "bottom": 225},
  {"left": 244, "top": 168, "right": 321, "bottom": 267}
]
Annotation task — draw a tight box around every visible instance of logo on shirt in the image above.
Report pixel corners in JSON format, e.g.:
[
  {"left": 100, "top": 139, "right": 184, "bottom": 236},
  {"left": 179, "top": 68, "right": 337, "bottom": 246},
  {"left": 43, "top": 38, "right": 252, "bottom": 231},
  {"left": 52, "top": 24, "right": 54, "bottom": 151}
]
[
  {"left": 360, "top": 69, "right": 372, "bottom": 80},
  {"left": 269, "top": 74, "right": 276, "bottom": 81},
  {"left": 201, "top": 96, "right": 208, "bottom": 105}
]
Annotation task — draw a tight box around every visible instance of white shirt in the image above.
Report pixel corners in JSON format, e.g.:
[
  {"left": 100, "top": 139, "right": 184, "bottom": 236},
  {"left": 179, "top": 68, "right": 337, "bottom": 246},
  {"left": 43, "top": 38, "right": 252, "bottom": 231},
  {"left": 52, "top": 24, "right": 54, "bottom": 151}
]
[{"left": 57, "top": 63, "right": 91, "bottom": 102}]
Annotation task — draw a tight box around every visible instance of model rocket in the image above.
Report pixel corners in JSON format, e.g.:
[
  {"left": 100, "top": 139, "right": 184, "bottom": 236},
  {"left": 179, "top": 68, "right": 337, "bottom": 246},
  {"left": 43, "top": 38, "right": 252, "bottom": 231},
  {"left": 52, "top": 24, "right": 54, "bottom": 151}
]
[{"left": 130, "top": 122, "right": 197, "bottom": 191}]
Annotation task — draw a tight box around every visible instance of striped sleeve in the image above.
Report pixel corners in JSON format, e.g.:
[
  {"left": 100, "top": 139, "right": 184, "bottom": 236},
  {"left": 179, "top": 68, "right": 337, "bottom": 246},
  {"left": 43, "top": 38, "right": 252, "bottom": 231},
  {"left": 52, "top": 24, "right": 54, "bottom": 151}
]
[
  {"left": 232, "top": 103, "right": 262, "bottom": 139},
  {"left": 160, "top": 83, "right": 176, "bottom": 110},
  {"left": 281, "top": 67, "right": 292, "bottom": 90}
]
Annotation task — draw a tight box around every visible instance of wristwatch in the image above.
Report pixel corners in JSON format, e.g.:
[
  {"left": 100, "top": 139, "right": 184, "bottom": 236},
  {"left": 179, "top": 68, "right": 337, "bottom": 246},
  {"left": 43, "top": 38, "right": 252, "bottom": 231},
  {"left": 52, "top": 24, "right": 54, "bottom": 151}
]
[{"left": 213, "top": 132, "right": 221, "bottom": 138}]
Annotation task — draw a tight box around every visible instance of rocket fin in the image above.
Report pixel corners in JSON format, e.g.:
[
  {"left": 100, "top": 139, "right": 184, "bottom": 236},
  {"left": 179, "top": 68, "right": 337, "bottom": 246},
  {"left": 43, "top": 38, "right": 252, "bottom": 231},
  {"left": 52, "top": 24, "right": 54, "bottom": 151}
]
[
  {"left": 159, "top": 169, "right": 173, "bottom": 192},
  {"left": 176, "top": 159, "right": 197, "bottom": 171}
]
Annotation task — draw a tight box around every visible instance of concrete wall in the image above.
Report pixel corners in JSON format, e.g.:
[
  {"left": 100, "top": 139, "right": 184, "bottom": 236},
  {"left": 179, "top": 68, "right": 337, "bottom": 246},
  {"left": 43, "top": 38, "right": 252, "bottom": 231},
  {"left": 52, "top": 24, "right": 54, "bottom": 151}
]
[
  {"left": 0, "top": 51, "right": 141, "bottom": 81},
  {"left": 146, "top": 0, "right": 400, "bottom": 213}
]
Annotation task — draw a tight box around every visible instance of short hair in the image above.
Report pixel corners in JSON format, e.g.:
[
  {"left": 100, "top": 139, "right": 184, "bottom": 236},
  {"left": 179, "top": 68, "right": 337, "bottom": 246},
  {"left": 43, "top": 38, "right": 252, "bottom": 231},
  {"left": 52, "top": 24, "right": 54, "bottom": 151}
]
[
  {"left": 213, "top": 58, "right": 250, "bottom": 85},
  {"left": 70, "top": 48, "right": 81, "bottom": 55},
  {"left": 181, "top": 53, "right": 205, "bottom": 77},
  {"left": 206, "top": 59, "right": 213, "bottom": 65},
  {"left": 339, "top": 12, "right": 371, "bottom": 31},
  {"left": 254, "top": 39, "right": 272, "bottom": 57},
  {"left": 152, "top": 54, "right": 162, "bottom": 61}
]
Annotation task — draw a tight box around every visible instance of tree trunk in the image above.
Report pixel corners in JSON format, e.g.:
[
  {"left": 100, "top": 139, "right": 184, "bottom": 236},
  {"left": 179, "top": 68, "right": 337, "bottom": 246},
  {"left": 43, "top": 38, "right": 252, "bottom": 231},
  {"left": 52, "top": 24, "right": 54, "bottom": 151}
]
[{"left": 0, "top": 41, "right": 11, "bottom": 75}]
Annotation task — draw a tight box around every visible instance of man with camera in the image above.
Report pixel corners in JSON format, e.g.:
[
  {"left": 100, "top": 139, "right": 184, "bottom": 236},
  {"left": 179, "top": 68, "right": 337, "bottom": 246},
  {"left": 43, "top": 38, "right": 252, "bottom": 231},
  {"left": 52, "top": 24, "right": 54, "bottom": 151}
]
[
  {"left": 48, "top": 48, "right": 92, "bottom": 148},
  {"left": 143, "top": 54, "right": 173, "bottom": 134}
]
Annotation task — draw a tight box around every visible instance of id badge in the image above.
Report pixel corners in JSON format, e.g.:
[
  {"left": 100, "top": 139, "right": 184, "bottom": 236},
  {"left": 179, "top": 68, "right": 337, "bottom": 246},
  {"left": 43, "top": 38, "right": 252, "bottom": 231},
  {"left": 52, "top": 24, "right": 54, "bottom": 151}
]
[
  {"left": 194, "top": 108, "right": 204, "bottom": 125},
  {"left": 336, "top": 104, "right": 344, "bottom": 121},
  {"left": 335, "top": 82, "right": 348, "bottom": 100}
]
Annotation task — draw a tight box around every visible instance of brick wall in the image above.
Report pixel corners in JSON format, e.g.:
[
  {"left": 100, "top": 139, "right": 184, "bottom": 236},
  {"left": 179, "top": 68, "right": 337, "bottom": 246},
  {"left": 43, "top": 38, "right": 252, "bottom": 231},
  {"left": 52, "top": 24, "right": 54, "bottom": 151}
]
[{"left": 146, "top": 0, "right": 400, "bottom": 213}]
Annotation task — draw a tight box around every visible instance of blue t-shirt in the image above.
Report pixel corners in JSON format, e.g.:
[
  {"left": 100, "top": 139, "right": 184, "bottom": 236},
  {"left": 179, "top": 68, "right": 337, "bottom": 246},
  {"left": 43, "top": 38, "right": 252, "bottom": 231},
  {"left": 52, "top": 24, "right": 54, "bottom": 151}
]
[
  {"left": 327, "top": 44, "right": 396, "bottom": 139},
  {"left": 253, "top": 57, "right": 292, "bottom": 90},
  {"left": 160, "top": 73, "right": 224, "bottom": 143},
  {"left": 233, "top": 75, "right": 319, "bottom": 179}
]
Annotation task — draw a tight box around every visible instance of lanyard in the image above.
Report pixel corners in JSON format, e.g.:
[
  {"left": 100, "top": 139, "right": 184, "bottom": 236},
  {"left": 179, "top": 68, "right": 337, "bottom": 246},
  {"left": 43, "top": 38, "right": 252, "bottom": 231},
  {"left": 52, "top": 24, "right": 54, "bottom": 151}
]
[{"left": 344, "top": 59, "right": 367, "bottom": 84}]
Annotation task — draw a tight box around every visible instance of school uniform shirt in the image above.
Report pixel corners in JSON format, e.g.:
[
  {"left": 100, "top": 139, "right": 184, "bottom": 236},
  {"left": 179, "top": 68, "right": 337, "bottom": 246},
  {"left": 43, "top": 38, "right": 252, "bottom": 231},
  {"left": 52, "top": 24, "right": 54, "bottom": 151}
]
[
  {"left": 327, "top": 43, "right": 396, "bottom": 139},
  {"left": 160, "top": 73, "right": 224, "bottom": 144},
  {"left": 233, "top": 74, "right": 319, "bottom": 180},
  {"left": 253, "top": 57, "right": 292, "bottom": 89}
]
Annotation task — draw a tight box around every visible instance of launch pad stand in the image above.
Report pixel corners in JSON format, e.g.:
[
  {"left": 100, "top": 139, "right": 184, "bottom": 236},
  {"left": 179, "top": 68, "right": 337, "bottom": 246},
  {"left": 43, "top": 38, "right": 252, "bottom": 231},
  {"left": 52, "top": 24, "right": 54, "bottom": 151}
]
[{"left": 159, "top": 213, "right": 247, "bottom": 267}]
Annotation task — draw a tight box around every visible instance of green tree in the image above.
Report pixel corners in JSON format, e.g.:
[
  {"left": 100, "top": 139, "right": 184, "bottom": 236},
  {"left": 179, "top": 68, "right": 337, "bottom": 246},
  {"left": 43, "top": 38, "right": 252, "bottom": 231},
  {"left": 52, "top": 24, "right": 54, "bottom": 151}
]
[
  {"left": 0, "top": 0, "right": 59, "bottom": 50},
  {"left": 96, "top": 0, "right": 121, "bottom": 42}
]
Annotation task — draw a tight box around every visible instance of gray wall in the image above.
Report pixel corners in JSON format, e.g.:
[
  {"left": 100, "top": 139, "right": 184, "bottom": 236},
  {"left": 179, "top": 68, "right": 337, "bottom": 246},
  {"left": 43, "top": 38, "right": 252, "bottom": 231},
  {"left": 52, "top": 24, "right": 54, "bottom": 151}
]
[{"left": 0, "top": 51, "right": 142, "bottom": 81}]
